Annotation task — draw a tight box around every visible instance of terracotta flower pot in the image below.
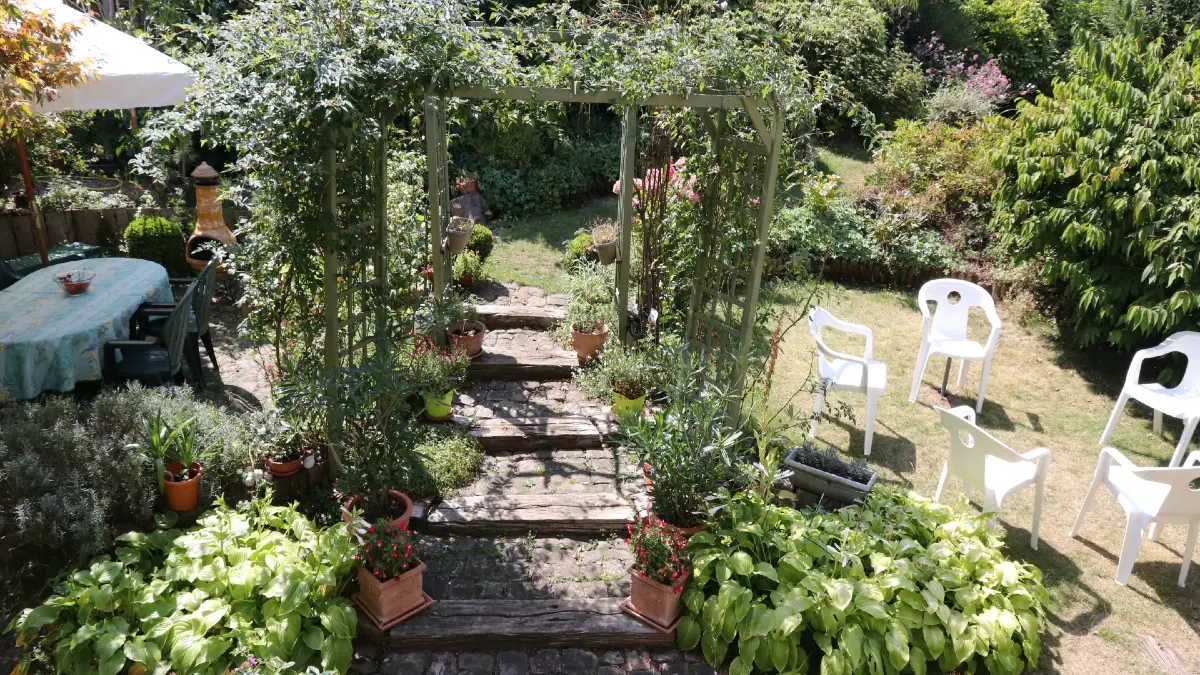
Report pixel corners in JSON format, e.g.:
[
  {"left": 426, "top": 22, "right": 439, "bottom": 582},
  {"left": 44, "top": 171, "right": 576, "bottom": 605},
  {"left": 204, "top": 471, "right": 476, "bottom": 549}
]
[
  {"left": 342, "top": 490, "right": 414, "bottom": 530},
  {"left": 423, "top": 390, "right": 455, "bottom": 421},
  {"left": 357, "top": 562, "right": 426, "bottom": 624},
  {"left": 449, "top": 320, "right": 487, "bottom": 358},
  {"left": 571, "top": 323, "right": 609, "bottom": 364},
  {"left": 265, "top": 455, "right": 302, "bottom": 477},
  {"left": 446, "top": 229, "right": 469, "bottom": 254},
  {"left": 629, "top": 568, "right": 684, "bottom": 629},
  {"left": 163, "top": 462, "right": 203, "bottom": 512},
  {"left": 646, "top": 511, "right": 707, "bottom": 537}
]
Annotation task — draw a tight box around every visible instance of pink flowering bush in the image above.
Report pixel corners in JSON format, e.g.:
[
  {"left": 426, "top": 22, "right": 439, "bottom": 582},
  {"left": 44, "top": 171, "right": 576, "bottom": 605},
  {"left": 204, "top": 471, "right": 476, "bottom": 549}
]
[
  {"left": 612, "top": 156, "right": 701, "bottom": 226},
  {"left": 916, "top": 34, "right": 1032, "bottom": 108},
  {"left": 627, "top": 519, "right": 690, "bottom": 591}
]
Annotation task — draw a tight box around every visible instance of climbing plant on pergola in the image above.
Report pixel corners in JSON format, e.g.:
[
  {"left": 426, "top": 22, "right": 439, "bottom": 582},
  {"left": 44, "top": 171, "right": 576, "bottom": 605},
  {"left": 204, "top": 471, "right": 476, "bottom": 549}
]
[{"left": 320, "top": 82, "right": 783, "bottom": 444}]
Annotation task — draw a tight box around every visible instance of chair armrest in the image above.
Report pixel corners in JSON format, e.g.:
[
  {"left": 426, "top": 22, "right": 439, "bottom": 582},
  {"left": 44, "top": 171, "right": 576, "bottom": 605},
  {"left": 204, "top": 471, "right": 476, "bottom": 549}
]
[
  {"left": 135, "top": 305, "right": 175, "bottom": 316},
  {"left": 823, "top": 315, "right": 875, "bottom": 359},
  {"left": 1094, "top": 447, "right": 1137, "bottom": 483},
  {"left": 103, "top": 338, "right": 159, "bottom": 372},
  {"left": 947, "top": 405, "right": 976, "bottom": 424},
  {"left": 168, "top": 277, "right": 197, "bottom": 285},
  {"left": 984, "top": 309, "right": 1003, "bottom": 350},
  {"left": 1183, "top": 451, "right": 1200, "bottom": 468},
  {"left": 1021, "top": 447, "right": 1053, "bottom": 473}
]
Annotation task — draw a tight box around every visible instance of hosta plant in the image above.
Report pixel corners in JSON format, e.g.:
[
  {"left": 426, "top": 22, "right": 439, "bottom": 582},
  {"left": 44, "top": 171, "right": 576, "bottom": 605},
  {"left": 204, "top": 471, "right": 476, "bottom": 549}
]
[
  {"left": 677, "top": 490, "right": 1048, "bottom": 675},
  {"left": 7, "top": 494, "right": 359, "bottom": 675}
]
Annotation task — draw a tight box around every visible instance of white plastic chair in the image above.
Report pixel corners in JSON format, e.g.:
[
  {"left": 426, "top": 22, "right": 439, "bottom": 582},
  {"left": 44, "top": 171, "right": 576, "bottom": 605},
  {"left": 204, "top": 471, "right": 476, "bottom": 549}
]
[
  {"left": 1071, "top": 448, "right": 1200, "bottom": 587},
  {"left": 934, "top": 406, "right": 1051, "bottom": 549},
  {"left": 809, "top": 307, "right": 887, "bottom": 456},
  {"left": 908, "top": 279, "right": 1002, "bottom": 413},
  {"left": 1099, "top": 332, "right": 1200, "bottom": 467}
]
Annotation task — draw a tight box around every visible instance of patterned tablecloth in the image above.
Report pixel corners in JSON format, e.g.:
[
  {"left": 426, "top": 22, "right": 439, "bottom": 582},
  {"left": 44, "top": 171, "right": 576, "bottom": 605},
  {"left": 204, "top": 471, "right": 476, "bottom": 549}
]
[{"left": 0, "top": 258, "right": 172, "bottom": 401}]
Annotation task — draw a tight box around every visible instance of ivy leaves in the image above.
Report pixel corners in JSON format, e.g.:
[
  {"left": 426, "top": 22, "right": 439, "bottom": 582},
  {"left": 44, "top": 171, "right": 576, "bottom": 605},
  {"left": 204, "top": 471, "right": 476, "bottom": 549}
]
[
  {"left": 678, "top": 490, "right": 1049, "bottom": 675},
  {"left": 991, "top": 19, "right": 1200, "bottom": 348}
]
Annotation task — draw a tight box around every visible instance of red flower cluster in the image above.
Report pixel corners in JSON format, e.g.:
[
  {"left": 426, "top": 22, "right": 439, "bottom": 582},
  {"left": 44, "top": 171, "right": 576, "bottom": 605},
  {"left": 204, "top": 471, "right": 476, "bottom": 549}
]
[
  {"left": 356, "top": 521, "right": 422, "bottom": 582},
  {"left": 627, "top": 520, "right": 690, "bottom": 591}
]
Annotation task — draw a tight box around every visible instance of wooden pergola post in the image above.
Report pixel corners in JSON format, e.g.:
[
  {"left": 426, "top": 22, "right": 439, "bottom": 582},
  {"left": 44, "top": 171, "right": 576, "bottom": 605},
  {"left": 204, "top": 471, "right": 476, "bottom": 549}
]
[
  {"left": 323, "top": 142, "right": 343, "bottom": 472},
  {"left": 615, "top": 106, "right": 637, "bottom": 343}
]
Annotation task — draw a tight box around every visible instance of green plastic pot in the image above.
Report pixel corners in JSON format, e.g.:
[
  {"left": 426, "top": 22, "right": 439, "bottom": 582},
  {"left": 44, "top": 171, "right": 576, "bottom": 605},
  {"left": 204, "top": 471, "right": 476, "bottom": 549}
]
[
  {"left": 423, "top": 390, "right": 455, "bottom": 420},
  {"left": 611, "top": 391, "right": 646, "bottom": 417}
]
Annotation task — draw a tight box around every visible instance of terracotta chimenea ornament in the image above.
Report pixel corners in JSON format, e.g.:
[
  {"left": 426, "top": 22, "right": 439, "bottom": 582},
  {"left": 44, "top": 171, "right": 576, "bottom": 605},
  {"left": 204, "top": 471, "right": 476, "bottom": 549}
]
[{"left": 186, "top": 162, "right": 237, "bottom": 275}]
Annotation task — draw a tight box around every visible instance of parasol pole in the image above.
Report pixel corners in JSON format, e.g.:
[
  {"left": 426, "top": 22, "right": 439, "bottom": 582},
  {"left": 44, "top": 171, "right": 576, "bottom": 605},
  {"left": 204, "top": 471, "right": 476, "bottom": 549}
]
[{"left": 14, "top": 134, "right": 51, "bottom": 267}]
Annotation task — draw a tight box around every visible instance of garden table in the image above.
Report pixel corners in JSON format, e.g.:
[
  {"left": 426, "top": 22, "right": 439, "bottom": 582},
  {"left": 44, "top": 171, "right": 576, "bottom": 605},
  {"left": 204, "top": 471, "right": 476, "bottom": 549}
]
[{"left": 0, "top": 258, "right": 172, "bottom": 401}]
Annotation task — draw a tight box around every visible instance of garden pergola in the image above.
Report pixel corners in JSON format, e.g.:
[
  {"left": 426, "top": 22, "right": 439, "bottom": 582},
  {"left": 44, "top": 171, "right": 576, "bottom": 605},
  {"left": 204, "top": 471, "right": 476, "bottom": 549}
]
[{"left": 320, "top": 79, "right": 783, "bottom": 443}]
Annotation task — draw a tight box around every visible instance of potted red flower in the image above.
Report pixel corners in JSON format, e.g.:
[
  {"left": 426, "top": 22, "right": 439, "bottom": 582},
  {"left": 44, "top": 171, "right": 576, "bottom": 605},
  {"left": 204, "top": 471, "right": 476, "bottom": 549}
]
[
  {"left": 352, "top": 521, "right": 430, "bottom": 628},
  {"left": 623, "top": 519, "right": 690, "bottom": 630}
]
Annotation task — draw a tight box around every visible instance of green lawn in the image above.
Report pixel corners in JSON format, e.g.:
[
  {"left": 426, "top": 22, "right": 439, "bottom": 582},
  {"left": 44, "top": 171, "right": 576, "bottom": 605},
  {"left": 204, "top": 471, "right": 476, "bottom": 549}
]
[
  {"left": 765, "top": 281, "right": 1200, "bottom": 675},
  {"left": 814, "top": 141, "right": 874, "bottom": 195},
  {"left": 483, "top": 199, "right": 616, "bottom": 293}
]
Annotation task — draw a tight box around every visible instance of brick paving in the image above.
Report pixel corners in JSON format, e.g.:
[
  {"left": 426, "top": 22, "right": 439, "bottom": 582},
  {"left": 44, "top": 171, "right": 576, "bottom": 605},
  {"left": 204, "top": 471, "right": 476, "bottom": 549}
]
[{"left": 351, "top": 645, "right": 723, "bottom": 675}]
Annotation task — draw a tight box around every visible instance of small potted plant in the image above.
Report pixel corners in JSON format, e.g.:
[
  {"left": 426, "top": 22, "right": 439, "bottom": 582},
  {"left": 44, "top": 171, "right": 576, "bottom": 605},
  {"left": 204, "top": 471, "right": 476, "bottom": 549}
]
[
  {"left": 590, "top": 219, "right": 619, "bottom": 265},
  {"left": 454, "top": 171, "right": 479, "bottom": 195},
  {"left": 446, "top": 216, "right": 473, "bottom": 254},
  {"left": 453, "top": 250, "right": 485, "bottom": 289},
  {"left": 352, "top": 521, "right": 430, "bottom": 628},
  {"left": 448, "top": 315, "right": 488, "bottom": 359},
  {"left": 410, "top": 337, "right": 469, "bottom": 421},
  {"left": 782, "top": 441, "right": 878, "bottom": 507},
  {"left": 566, "top": 301, "right": 612, "bottom": 364},
  {"left": 622, "top": 520, "right": 690, "bottom": 630},
  {"left": 264, "top": 444, "right": 304, "bottom": 477},
  {"left": 131, "top": 413, "right": 212, "bottom": 512},
  {"left": 605, "top": 347, "right": 653, "bottom": 416}
]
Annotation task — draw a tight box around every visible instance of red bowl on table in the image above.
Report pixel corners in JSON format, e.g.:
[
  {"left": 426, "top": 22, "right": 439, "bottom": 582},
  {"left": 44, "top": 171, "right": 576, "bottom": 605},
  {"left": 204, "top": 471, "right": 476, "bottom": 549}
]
[{"left": 54, "top": 270, "right": 96, "bottom": 296}]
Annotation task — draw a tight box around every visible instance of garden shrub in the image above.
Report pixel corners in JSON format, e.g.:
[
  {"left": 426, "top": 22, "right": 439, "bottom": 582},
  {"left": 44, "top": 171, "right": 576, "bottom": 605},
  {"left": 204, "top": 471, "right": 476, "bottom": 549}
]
[
  {"left": 467, "top": 222, "right": 494, "bottom": 261},
  {"left": 562, "top": 230, "right": 597, "bottom": 268},
  {"left": 959, "top": 0, "right": 1057, "bottom": 87},
  {"left": 8, "top": 495, "right": 358, "bottom": 674},
  {"left": 990, "top": 22, "right": 1200, "bottom": 348},
  {"left": 404, "top": 425, "right": 485, "bottom": 501},
  {"left": 453, "top": 249, "right": 486, "bottom": 288},
  {"left": 573, "top": 342, "right": 660, "bottom": 402},
  {"left": 926, "top": 81, "right": 998, "bottom": 124},
  {"left": 0, "top": 386, "right": 255, "bottom": 617},
  {"left": 123, "top": 214, "right": 188, "bottom": 276},
  {"left": 770, "top": 196, "right": 879, "bottom": 271},
  {"left": 678, "top": 490, "right": 1049, "bottom": 675},
  {"left": 38, "top": 180, "right": 135, "bottom": 211}
]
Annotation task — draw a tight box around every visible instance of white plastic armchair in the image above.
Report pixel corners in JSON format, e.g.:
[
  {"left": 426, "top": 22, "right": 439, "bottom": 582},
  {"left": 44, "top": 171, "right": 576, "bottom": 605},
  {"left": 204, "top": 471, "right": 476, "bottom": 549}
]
[
  {"left": 809, "top": 307, "right": 888, "bottom": 456},
  {"left": 1099, "top": 332, "right": 1200, "bottom": 467},
  {"left": 1071, "top": 448, "right": 1200, "bottom": 588},
  {"left": 908, "top": 279, "right": 1002, "bottom": 413},
  {"left": 935, "top": 406, "right": 1051, "bottom": 549}
]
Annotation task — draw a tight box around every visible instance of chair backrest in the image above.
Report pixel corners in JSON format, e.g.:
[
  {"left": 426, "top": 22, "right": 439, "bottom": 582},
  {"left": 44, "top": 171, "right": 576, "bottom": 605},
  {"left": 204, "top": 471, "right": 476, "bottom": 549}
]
[
  {"left": 164, "top": 281, "right": 198, "bottom": 376},
  {"left": 0, "top": 259, "right": 21, "bottom": 291},
  {"left": 1154, "top": 332, "right": 1200, "bottom": 391},
  {"left": 1119, "top": 465, "right": 1200, "bottom": 519},
  {"left": 937, "top": 407, "right": 1026, "bottom": 485},
  {"left": 918, "top": 278, "right": 997, "bottom": 341},
  {"left": 192, "top": 260, "right": 218, "bottom": 334}
]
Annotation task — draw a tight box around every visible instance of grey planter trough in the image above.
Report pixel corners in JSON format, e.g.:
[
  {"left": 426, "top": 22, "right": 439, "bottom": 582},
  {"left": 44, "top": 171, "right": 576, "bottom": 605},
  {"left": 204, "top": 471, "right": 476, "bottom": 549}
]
[{"left": 783, "top": 446, "right": 877, "bottom": 507}]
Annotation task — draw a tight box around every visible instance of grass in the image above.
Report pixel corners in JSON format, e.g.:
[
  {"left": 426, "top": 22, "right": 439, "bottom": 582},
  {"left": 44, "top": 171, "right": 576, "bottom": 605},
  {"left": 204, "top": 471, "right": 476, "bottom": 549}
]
[
  {"left": 764, "top": 281, "right": 1200, "bottom": 675},
  {"left": 814, "top": 139, "right": 874, "bottom": 195},
  {"left": 483, "top": 198, "right": 616, "bottom": 293}
]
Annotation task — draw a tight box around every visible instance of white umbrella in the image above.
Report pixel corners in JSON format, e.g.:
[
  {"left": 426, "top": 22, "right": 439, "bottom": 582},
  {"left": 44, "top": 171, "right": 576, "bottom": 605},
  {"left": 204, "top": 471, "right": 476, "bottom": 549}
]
[{"left": 15, "top": 0, "right": 195, "bottom": 264}]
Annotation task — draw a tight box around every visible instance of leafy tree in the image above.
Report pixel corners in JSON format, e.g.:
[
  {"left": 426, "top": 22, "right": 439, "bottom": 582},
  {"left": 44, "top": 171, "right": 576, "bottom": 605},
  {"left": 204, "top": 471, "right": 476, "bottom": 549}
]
[
  {"left": 990, "top": 20, "right": 1200, "bottom": 347},
  {"left": 0, "top": 0, "right": 84, "bottom": 138}
]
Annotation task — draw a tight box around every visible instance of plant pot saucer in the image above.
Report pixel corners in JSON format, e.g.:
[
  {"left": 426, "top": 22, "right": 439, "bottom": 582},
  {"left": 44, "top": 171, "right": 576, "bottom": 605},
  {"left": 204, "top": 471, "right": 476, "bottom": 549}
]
[
  {"left": 353, "top": 592, "right": 435, "bottom": 631},
  {"left": 619, "top": 598, "right": 679, "bottom": 634},
  {"left": 466, "top": 349, "right": 486, "bottom": 361},
  {"left": 267, "top": 464, "right": 302, "bottom": 478}
]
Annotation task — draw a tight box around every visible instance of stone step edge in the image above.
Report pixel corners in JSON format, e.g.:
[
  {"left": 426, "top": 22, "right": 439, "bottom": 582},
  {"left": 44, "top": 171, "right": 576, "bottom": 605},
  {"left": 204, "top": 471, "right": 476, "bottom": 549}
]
[
  {"left": 475, "top": 303, "right": 566, "bottom": 330},
  {"left": 357, "top": 598, "right": 675, "bottom": 649}
]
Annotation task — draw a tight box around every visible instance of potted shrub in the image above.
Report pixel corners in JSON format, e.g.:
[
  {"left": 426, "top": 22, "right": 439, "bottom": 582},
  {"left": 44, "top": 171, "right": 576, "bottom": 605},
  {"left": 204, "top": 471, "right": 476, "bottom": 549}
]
[
  {"left": 591, "top": 219, "right": 619, "bottom": 265},
  {"left": 445, "top": 216, "right": 473, "bottom": 254},
  {"left": 453, "top": 249, "right": 485, "bottom": 289},
  {"left": 468, "top": 222, "right": 494, "bottom": 261},
  {"left": 576, "top": 343, "right": 655, "bottom": 416},
  {"left": 265, "top": 445, "right": 304, "bottom": 477},
  {"left": 570, "top": 311, "right": 610, "bottom": 364},
  {"left": 410, "top": 337, "right": 469, "bottom": 421},
  {"left": 782, "top": 441, "right": 878, "bottom": 507},
  {"left": 448, "top": 318, "right": 487, "bottom": 358},
  {"left": 352, "top": 521, "right": 430, "bottom": 628},
  {"left": 131, "top": 413, "right": 213, "bottom": 512},
  {"left": 622, "top": 519, "right": 690, "bottom": 630},
  {"left": 342, "top": 490, "right": 415, "bottom": 530}
]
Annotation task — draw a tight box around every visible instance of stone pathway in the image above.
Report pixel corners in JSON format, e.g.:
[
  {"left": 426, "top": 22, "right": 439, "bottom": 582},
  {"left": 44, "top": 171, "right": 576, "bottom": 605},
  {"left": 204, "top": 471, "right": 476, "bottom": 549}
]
[
  {"left": 458, "top": 381, "right": 608, "bottom": 420},
  {"left": 476, "top": 282, "right": 570, "bottom": 309}
]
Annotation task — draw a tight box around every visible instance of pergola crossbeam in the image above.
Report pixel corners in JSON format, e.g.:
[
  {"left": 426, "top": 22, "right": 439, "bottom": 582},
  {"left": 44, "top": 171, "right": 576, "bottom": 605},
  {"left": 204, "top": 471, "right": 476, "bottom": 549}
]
[{"left": 446, "top": 85, "right": 771, "bottom": 110}]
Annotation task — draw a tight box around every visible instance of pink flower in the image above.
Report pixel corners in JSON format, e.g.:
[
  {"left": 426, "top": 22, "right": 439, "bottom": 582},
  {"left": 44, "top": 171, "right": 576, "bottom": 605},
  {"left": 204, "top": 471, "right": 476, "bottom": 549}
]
[{"left": 688, "top": 191, "right": 699, "bottom": 203}]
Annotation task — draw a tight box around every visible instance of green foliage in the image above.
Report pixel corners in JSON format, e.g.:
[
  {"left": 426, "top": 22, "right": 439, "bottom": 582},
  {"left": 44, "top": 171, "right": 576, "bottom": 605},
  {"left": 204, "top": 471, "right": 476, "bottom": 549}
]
[
  {"left": 615, "top": 390, "right": 749, "bottom": 528},
  {"left": 453, "top": 250, "right": 487, "bottom": 288},
  {"left": 678, "top": 490, "right": 1049, "bottom": 675},
  {"left": 926, "top": 82, "right": 998, "bottom": 124},
  {"left": 0, "top": 387, "right": 256, "bottom": 616},
  {"left": 124, "top": 215, "right": 188, "bottom": 276},
  {"left": 989, "top": 23, "right": 1200, "bottom": 347},
  {"left": 960, "top": 0, "right": 1058, "bottom": 86},
  {"left": 38, "top": 180, "right": 135, "bottom": 211},
  {"left": 561, "top": 261, "right": 619, "bottom": 337},
  {"left": 403, "top": 426, "right": 486, "bottom": 501},
  {"left": 467, "top": 223, "right": 494, "bottom": 261},
  {"left": 563, "top": 231, "right": 597, "bottom": 267},
  {"left": 574, "top": 342, "right": 659, "bottom": 401},
  {"left": 474, "top": 134, "right": 620, "bottom": 217},
  {"left": 8, "top": 494, "right": 359, "bottom": 675}
]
